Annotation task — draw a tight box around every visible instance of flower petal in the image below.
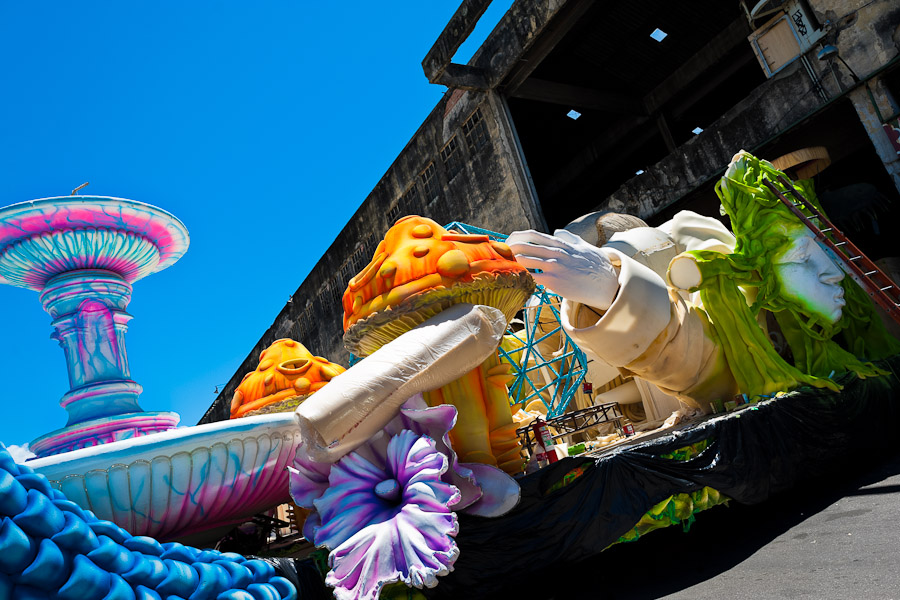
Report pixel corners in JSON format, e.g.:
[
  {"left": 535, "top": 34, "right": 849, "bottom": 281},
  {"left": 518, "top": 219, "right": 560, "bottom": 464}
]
[
  {"left": 459, "top": 462, "right": 522, "bottom": 517},
  {"left": 317, "top": 431, "right": 460, "bottom": 600},
  {"left": 394, "top": 398, "right": 483, "bottom": 510},
  {"left": 288, "top": 444, "right": 332, "bottom": 508},
  {"left": 325, "top": 502, "right": 459, "bottom": 600}
]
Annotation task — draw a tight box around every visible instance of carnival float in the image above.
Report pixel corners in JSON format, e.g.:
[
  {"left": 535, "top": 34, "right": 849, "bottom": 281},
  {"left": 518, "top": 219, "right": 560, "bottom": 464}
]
[{"left": 0, "top": 150, "right": 898, "bottom": 599}]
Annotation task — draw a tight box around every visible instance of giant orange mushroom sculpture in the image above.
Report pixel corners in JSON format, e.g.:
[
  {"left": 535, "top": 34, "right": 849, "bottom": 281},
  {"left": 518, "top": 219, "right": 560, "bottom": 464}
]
[
  {"left": 342, "top": 216, "right": 535, "bottom": 473},
  {"left": 230, "top": 339, "right": 346, "bottom": 419}
]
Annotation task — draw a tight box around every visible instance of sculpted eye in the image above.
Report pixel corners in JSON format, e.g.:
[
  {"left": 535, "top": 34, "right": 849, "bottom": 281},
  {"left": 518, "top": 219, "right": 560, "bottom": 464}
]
[{"left": 778, "top": 236, "right": 812, "bottom": 264}]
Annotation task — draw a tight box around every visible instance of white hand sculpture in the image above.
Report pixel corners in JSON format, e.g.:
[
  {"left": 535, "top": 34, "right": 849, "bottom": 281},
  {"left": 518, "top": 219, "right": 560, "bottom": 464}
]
[{"left": 506, "top": 229, "right": 619, "bottom": 311}]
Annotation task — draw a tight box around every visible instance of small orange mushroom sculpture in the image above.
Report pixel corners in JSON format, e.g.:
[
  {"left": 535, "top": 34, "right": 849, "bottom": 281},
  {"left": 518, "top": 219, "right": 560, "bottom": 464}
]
[
  {"left": 343, "top": 216, "right": 535, "bottom": 473},
  {"left": 230, "top": 339, "right": 346, "bottom": 419}
]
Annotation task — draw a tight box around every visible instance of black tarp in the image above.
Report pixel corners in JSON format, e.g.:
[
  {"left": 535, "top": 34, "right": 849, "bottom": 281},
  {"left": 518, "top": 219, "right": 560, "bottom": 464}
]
[
  {"left": 263, "top": 557, "right": 332, "bottom": 600},
  {"left": 427, "top": 356, "right": 900, "bottom": 598},
  {"left": 274, "top": 357, "right": 900, "bottom": 598}
]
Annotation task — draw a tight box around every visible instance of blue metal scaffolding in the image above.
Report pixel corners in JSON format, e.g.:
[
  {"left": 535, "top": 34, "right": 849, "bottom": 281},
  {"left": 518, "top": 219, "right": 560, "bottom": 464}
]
[
  {"left": 349, "top": 221, "right": 589, "bottom": 417},
  {"left": 445, "top": 222, "right": 588, "bottom": 417}
]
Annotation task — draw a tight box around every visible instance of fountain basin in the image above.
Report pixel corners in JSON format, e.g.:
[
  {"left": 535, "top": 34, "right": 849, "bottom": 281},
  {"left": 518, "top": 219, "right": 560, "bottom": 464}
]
[
  {"left": 28, "top": 412, "right": 300, "bottom": 540},
  {"left": 0, "top": 196, "right": 188, "bottom": 290},
  {"left": 30, "top": 408, "right": 180, "bottom": 456}
]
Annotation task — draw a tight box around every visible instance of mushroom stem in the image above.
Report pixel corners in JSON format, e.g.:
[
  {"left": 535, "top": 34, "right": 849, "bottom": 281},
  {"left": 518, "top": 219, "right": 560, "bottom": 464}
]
[{"left": 424, "top": 351, "right": 523, "bottom": 474}]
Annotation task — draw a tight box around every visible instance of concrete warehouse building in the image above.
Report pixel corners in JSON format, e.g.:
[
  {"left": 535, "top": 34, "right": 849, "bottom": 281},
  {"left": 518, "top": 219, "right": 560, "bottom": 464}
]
[{"left": 201, "top": 0, "right": 900, "bottom": 423}]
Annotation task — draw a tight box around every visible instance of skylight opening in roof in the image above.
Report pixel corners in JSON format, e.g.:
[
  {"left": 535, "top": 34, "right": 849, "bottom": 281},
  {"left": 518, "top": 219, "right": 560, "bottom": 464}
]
[
  {"left": 650, "top": 28, "right": 667, "bottom": 42},
  {"left": 692, "top": 126, "right": 704, "bottom": 135},
  {"left": 567, "top": 109, "right": 582, "bottom": 120}
]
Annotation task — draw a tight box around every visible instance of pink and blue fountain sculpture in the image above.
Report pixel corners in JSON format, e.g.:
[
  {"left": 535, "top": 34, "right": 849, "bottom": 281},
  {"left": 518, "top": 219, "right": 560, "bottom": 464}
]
[
  {"left": 0, "top": 195, "right": 303, "bottom": 543},
  {"left": 0, "top": 196, "right": 190, "bottom": 457}
]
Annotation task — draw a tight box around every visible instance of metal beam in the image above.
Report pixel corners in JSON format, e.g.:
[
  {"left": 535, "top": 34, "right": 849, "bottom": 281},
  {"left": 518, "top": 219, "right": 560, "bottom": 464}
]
[
  {"left": 510, "top": 78, "right": 644, "bottom": 115},
  {"left": 643, "top": 17, "right": 751, "bottom": 114},
  {"left": 500, "top": 0, "right": 595, "bottom": 95},
  {"left": 668, "top": 49, "right": 756, "bottom": 119},
  {"left": 656, "top": 113, "right": 677, "bottom": 153},
  {"left": 540, "top": 113, "right": 650, "bottom": 199}
]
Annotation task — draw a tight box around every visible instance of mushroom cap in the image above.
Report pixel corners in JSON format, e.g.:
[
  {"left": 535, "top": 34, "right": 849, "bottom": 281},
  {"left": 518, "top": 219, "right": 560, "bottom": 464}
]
[
  {"left": 343, "top": 216, "right": 534, "bottom": 357},
  {"left": 230, "top": 338, "right": 346, "bottom": 418}
]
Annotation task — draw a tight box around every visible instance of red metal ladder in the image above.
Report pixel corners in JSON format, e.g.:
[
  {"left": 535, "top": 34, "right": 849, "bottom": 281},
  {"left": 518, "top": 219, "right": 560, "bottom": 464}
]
[{"left": 760, "top": 175, "right": 900, "bottom": 326}]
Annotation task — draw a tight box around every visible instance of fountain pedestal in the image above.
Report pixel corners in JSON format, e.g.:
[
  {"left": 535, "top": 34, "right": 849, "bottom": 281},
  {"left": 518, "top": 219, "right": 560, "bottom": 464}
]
[
  {"left": 0, "top": 196, "right": 189, "bottom": 457},
  {"left": 30, "top": 269, "right": 181, "bottom": 456},
  {"left": 43, "top": 269, "right": 142, "bottom": 422}
]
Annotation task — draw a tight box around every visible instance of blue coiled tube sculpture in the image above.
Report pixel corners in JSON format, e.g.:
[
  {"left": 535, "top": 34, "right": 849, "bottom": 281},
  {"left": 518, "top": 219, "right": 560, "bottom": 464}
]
[{"left": 0, "top": 444, "right": 298, "bottom": 600}]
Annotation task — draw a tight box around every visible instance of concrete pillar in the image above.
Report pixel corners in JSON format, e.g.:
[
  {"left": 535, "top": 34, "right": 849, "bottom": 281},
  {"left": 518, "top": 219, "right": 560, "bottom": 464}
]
[{"left": 847, "top": 76, "right": 900, "bottom": 195}]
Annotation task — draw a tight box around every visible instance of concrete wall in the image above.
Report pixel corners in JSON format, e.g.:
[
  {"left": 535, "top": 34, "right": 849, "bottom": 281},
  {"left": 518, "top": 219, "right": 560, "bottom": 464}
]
[
  {"left": 595, "top": 0, "right": 900, "bottom": 219},
  {"left": 200, "top": 88, "right": 542, "bottom": 423},
  {"left": 815, "top": 0, "right": 900, "bottom": 74}
]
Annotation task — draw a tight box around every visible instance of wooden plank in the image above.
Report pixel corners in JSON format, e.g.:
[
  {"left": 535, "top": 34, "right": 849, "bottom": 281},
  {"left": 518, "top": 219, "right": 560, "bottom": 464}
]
[{"left": 753, "top": 15, "right": 801, "bottom": 75}]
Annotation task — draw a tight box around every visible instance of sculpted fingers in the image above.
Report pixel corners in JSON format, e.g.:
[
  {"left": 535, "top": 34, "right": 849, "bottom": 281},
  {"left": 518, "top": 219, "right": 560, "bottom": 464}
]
[
  {"left": 508, "top": 228, "right": 619, "bottom": 310},
  {"left": 523, "top": 269, "right": 558, "bottom": 291},
  {"left": 512, "top": 255, "right": 576, "bottom": 283},
  {"left": 507, "top": 241, "right": 572, "bottom": 263},
  {"left": 531, "top": 273, "right": 573, "bottom": 296},
  {"left": 508, "top": 231, "right": 591, "bottom": 274},
  {"left": 510, "top": 253, "right": 553, "bottom": 272},
  {"left": 553, "top": 228, "right": 590, "bottom": 247},
  {"left": 506, "top": 229, "right": 544, "bottom": 245},
  {"left": 508, "top": 229, "right": 579, "bottom": 252}
]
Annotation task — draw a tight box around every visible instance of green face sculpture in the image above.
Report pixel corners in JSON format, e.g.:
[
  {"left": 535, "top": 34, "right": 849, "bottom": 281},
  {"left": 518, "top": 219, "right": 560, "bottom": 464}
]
[
  {"left": 773, "top": 227, "right": 845, "bottom": 325},
  {"left": 696, "top": 150, "right": 899, "bottom": 397}
]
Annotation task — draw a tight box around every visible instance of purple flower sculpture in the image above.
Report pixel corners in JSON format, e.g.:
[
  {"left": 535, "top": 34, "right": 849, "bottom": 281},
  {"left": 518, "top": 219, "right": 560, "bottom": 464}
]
[
  {"left": 289, "top": 395, "right": 521, "bottom": 599},
  {"left": 289, "top": 452, "right": 331, "bottom": 542},
  {"left": 317, "top": 430, "right": 460, "bottom": 599}
]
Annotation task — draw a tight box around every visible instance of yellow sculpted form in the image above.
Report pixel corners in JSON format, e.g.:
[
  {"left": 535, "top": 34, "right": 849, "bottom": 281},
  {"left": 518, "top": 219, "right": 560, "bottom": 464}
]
[
  {"left": 230, "top": 339, "right": 346, "bottom": 418},
  {"left": 343, "top": 216, "right": 534, "bottom": 474}
]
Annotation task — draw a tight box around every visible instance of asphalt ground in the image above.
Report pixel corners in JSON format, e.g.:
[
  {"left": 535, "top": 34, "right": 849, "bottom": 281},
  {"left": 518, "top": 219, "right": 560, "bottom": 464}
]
[{"left": 503, "top": 450, "right": 900, "bottom": 599}]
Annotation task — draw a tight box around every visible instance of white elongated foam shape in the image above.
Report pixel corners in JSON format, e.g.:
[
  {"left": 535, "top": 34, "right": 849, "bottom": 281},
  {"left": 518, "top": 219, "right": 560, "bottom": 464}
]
[
  {"left": 668, "top": 254, "right": 703, "bottom": 290},
  {"left": 295, "top": 303, "right": 507, "bottom": 463}
]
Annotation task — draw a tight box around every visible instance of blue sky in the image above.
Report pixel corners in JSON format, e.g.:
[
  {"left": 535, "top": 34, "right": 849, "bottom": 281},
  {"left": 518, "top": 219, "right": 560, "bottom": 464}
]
[{"left": 0, "top": 2, "right": 512, "bottom": 450}]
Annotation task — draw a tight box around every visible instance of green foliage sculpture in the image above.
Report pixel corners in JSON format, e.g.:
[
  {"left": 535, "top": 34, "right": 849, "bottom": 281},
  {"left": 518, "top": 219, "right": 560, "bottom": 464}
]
[{"left": 681, "top": 151, "right": 900, "bottom": 397}]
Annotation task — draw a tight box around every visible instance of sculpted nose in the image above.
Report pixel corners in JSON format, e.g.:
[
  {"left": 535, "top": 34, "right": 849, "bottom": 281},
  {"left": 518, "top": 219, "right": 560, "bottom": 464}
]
[
  {"left": 808, "top": 241, "right": 844, "bottom": 284},
  {"left": 819, "top": 256, "right": 843, "bottom": 284}
]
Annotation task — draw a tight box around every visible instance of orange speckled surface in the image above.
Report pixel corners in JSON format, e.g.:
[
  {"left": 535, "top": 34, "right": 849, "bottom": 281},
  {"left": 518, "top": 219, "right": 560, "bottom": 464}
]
[
  {"left": 342, "top": 216, "right": 527, "bottom": 333},
  {"left": 338, "top": 216, "right": 532, "bottom": 473},
  {"left": 230, "top": 338, "right": 345, "bottom": 418}
]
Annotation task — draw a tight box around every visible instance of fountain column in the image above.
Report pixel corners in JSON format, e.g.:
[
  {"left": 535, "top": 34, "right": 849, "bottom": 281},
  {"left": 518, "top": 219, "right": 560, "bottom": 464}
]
[
  {"left": 0, "top": 196, "right": 189, "bottom": 457},
  {"left": 41, "top": 269, "right": 143, "bottom": 424}
]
